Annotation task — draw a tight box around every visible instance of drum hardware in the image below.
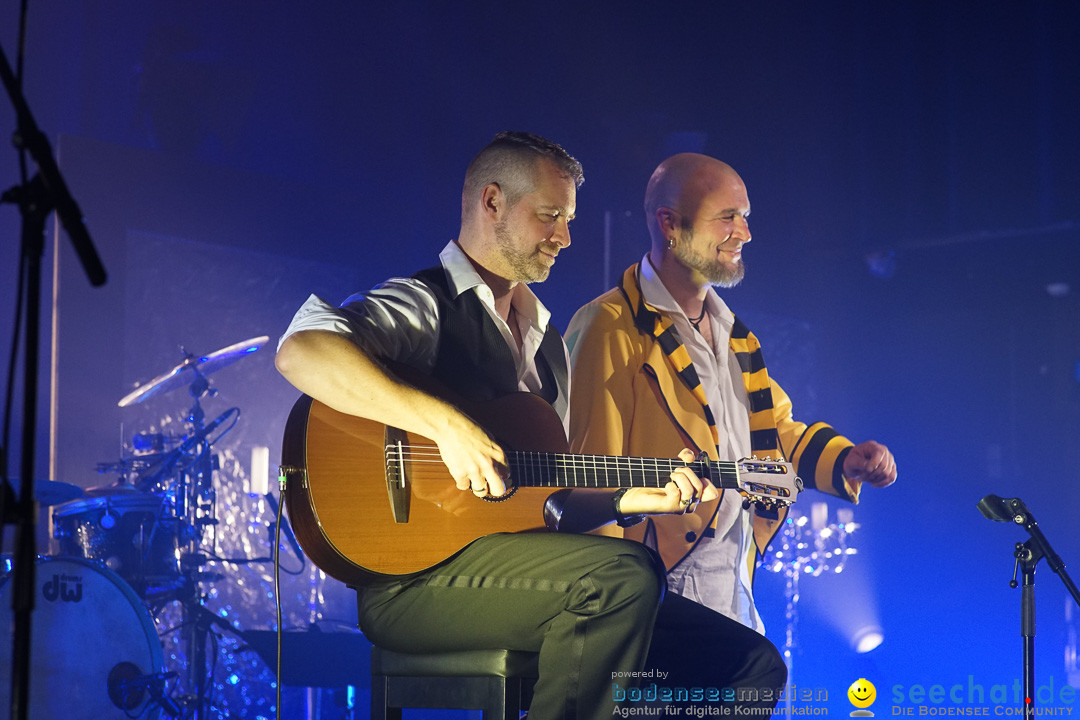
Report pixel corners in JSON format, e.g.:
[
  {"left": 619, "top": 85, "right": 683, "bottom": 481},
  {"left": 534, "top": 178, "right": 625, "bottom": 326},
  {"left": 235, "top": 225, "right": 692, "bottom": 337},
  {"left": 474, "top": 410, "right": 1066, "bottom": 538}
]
[
  {"left": 107, "top": 663, "right": 181, "bottom": 717},
  {"left": 103, "top": 336, "right": 269, "bottom": 719},
  {"left": 131, "top": 431, "right": 178, "bottom": 456},
  {"left": 152, "top": 580, "right": 252, "bottom": 718},
  {"left": 132, "top": 407, "right": 239, "bottom": 495},
  {"left": 85, "top": 477, "right": 143, "bottom": 495}
]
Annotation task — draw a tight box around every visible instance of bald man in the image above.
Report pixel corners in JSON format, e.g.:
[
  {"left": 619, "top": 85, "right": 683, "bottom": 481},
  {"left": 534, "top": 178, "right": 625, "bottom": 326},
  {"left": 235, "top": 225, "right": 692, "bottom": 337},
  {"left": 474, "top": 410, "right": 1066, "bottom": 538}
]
[{"left": 559, "top": 153, "right": 897, "bottom": 709}]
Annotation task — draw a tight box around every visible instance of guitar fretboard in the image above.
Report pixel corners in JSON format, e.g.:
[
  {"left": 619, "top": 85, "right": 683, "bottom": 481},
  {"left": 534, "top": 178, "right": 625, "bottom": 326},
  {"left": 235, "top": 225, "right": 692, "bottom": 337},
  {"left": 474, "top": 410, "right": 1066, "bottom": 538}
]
[
  {"left": 381, "top": 440, "right": 795, "bottom": 502},
  {"left": 506, "top": 452, "right": 741, "bottom": 490}
]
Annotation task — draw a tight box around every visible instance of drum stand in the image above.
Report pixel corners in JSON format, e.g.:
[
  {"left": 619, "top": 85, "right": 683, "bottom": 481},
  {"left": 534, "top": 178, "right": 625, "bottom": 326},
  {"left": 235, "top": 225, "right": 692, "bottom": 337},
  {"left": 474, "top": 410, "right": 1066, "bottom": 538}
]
[
  {"left": 141, "top": 377, "right": 243, "bottom": 720},
  {"left": 112, "top": 336, "right": 268, "bottom": 719},
  {"left": 168, "top": 576, "right": 248, "bottom": 720}
]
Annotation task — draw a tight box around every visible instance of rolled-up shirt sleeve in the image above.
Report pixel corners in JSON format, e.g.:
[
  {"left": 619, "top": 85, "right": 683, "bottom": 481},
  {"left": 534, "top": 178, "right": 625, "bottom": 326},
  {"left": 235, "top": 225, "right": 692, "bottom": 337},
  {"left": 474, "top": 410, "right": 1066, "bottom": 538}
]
[{"left": 278, "top": 278, "right": 441, "bottom": 371}]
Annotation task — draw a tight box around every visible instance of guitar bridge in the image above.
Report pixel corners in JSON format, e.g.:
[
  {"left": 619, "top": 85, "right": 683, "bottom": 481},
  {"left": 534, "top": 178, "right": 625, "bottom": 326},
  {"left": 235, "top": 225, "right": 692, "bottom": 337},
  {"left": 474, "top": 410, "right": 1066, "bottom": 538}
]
[{"left": 384, "top": 426, "right": 410, "bottom": 523}]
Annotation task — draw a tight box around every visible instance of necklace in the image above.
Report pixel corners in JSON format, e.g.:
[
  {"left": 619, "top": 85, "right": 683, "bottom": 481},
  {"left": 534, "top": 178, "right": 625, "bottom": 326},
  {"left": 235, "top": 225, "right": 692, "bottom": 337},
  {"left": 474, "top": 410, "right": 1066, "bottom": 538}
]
[{"left": 687, "top": 304, "right": 707, "bottom": 333}]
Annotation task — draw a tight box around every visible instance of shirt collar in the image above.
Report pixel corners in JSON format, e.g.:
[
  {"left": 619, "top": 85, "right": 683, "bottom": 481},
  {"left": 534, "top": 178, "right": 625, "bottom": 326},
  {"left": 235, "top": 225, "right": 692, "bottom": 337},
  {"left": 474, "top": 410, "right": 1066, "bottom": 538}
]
[
  {"left": 639, "top": 252, "right": 734, "bottom": 331},
  {"left": 438, "top": 240, "right": 551, "bottom": 331}
]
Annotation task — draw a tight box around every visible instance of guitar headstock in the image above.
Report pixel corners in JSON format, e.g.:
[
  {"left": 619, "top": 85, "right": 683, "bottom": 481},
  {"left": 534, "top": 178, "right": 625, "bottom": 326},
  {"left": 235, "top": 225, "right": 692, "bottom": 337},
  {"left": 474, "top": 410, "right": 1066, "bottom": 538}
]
[{"left": 734, "top": 457, "right": 802, "bottom": 508}]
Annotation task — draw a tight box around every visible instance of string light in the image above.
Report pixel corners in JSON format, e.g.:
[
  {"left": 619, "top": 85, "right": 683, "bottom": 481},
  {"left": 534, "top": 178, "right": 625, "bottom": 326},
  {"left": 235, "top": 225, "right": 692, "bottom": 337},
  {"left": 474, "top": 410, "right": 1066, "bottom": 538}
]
[{"left": 763, "top": 501, "right": 861, "bottom": 713}]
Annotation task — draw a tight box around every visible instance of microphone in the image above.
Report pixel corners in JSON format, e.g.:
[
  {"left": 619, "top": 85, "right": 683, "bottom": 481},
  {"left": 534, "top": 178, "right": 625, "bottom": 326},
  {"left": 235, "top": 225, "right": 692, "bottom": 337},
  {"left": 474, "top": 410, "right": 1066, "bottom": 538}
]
[
  {"left": 977, "top": 494, "right": 1015, "bottom": 523},
  {"left": 199, "top": 407, "right": 239, "bottom": 438},
  {"left": 107, "top": 663, "right": 180, "bottom": 715},
  {"left": 266, "top": 491, "right": 304, "bottom": 560},
  {"left": 135, "top": 407, "right": 240, "bottom": 492},
  {"left": 172, "top": 408, "right": 238, "bottom": 454},
  {"left": 978, "top": 494, "right": 1075, "bottom": 593}
]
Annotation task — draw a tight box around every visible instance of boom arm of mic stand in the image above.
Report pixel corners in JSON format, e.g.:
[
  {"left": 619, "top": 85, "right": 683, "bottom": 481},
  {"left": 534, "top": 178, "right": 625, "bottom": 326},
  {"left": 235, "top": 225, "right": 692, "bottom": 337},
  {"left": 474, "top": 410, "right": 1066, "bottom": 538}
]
[
  {"left": 979, "top": 494, "right": 1080, "bottom": 608},
  {"left": 0, "top": 42, "right": 105, "bottom": 286},
  {"left": 980, "top": 494, "right": 1079, "bottom": 720},
  {"left": 1008, "top": 499, "right": 1080, "bottom": 609},
  {"left": 1, "top": 38, "right": 108, "bottom": 720}
]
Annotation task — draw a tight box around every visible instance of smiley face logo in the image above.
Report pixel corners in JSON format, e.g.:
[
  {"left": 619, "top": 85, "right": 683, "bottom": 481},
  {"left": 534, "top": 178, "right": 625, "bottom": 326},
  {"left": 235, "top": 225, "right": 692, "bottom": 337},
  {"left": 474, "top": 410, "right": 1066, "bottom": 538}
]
[{"left": 848, "top": 678, "right": 877, "bottom": 715}]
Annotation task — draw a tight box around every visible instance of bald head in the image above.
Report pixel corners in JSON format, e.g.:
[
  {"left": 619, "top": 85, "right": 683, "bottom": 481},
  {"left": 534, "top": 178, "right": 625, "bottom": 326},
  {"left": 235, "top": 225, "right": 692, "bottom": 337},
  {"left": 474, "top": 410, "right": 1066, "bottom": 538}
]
[
  {"left": 643, "top": 153, "right": 752, "bottom": 289},
  {"left": 644, "top": 153, "right": 745, "bottom": 246}
]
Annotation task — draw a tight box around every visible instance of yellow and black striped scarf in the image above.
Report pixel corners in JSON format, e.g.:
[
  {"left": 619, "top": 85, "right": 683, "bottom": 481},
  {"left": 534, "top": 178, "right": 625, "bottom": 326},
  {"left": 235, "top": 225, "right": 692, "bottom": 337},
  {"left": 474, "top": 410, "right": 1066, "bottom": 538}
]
[
  {"left": 617, "top": 263, "right": 856, "bottom": 503},
  {"left": 618, "top": 264, "right": 783, "bottom": 460}
]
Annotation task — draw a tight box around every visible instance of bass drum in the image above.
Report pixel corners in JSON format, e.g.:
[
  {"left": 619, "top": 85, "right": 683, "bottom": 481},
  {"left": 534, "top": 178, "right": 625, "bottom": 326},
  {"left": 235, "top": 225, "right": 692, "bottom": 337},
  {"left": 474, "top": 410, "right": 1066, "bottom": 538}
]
[{"left": 0, "top": 557, "right": 165, "bottom": 719}]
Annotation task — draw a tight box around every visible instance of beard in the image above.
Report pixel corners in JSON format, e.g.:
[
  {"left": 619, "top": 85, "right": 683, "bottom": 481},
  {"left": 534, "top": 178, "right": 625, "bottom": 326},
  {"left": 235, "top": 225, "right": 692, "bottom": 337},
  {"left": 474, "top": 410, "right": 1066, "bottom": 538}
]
[
  {"left": 675, "top": 228, "right": 745, "bottom": 288},
  {"left": 494, "top": 219, "right": 551, "bottom": 284}
]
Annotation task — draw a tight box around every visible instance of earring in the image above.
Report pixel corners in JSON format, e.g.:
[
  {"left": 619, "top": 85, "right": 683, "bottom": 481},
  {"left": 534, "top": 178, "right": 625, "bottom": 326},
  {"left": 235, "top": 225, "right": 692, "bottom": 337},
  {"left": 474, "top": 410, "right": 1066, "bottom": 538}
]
[{"left": 668, "top": 237, "right": 676, "bottom": 249}]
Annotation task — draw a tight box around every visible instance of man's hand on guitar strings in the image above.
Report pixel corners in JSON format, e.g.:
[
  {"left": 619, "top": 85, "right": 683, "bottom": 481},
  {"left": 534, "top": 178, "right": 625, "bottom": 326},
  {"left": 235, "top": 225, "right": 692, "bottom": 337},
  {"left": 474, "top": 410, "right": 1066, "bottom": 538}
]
[{"left": 430, "top": 403, "right": 510, "bottom": 498}]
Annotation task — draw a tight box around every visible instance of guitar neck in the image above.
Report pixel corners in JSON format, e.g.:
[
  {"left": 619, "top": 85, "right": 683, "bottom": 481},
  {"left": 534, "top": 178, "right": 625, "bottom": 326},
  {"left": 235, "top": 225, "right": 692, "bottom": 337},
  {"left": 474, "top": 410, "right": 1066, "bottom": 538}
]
[{"left": 506, "top": 452, "right": 740, "bottom": 491}]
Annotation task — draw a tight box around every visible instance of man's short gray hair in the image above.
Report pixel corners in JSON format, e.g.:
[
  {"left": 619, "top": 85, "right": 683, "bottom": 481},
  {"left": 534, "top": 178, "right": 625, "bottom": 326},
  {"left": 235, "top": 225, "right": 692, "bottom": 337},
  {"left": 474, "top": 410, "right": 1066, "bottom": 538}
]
[{"left": 462, "top": 131, "right": 583, "bottom": 220}]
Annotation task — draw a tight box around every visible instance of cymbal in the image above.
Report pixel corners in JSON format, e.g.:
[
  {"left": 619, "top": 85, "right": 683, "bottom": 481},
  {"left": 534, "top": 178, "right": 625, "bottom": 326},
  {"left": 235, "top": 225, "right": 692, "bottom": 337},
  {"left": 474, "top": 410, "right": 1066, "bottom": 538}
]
[
  {"left": 118, "top": 335, "right": 270, "bottom": 407},
  {"left": 84, "top": 482, "right": 142, "bottom": 497},
  {"left": 4, "top": 479, "right": 85, "bottom": 506},
  {"left": 37, "top": 480, "right": 86, "bottom": 505}
]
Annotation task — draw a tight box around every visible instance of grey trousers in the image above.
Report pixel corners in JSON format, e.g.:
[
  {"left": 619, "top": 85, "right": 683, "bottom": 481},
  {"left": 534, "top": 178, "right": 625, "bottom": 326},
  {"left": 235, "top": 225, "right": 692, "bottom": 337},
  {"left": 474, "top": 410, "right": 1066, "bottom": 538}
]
[{"left": 356, "top": 532, "right": 666, "bottom": 720}]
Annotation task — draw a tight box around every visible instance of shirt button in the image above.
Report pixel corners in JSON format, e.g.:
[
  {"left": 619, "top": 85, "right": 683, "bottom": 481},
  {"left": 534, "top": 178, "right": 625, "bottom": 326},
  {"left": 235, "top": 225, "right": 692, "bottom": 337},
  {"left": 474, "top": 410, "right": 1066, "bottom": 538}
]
[{"left": 685, "top": 532, "right": 697, "bottom": 542}]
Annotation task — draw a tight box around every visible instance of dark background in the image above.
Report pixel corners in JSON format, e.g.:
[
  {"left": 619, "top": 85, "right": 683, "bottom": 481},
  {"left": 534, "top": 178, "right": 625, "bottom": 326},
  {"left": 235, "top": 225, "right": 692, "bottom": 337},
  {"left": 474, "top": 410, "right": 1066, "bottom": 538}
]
[{"left": 1, "top": 1, "right": 1078, "bottom": 717}]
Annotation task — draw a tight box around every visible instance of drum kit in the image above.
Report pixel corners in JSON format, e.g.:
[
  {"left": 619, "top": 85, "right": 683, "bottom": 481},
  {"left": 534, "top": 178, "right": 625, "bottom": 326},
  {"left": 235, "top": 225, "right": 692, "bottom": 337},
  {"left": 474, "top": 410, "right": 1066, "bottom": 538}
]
[{"left": 0, "top": 335, "right": 272, "bottom": 720}]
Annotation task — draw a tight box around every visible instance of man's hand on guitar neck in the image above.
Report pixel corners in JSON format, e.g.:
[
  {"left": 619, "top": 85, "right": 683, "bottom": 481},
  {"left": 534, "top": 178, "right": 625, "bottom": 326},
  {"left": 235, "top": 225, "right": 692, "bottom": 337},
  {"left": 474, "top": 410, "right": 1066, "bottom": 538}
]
[
  {"left": 548, "top": 449, "right": 721, "bottom": 534},
  {"left": 614, "top": 448, "right": 720, "bottom": 516}
]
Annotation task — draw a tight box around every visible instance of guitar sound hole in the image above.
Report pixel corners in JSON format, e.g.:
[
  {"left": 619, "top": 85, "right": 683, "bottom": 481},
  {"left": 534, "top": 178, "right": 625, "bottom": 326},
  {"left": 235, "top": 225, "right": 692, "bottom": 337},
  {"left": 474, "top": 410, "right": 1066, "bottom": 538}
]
[{"left": 482, "top": 487, "right": 518, "bottom": 503}]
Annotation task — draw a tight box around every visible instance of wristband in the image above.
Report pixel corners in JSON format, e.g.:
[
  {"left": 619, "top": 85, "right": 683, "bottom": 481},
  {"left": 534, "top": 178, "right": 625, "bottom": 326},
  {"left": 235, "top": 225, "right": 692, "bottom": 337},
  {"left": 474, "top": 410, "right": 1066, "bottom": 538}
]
[{"left": 612, "top": 487, "right": 645, "bottom": 528}]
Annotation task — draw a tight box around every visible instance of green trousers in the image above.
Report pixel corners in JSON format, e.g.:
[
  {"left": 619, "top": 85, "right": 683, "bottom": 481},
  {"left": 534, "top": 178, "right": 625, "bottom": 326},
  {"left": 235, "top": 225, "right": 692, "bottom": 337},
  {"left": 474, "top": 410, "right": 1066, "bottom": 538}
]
[{"left": 357, "top": 532, "right": 665, "bottom": 720}]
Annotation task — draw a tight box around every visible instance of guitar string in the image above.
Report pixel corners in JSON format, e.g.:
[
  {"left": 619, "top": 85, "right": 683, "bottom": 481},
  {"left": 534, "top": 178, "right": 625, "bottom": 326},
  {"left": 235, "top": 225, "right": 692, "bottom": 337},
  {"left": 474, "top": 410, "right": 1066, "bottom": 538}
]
[
  {"left": 382, "top": 444, "right": 744, "bottom": 467},
  {"left": 384, "top": 444, "right": 747, "bottom": 472},
  {"left": 380, "top": 449, "right": 791, "bottom": 503},
  {"left": 381, "top": 445, "right": 747, "bottom": 471},
  {"left": 382, "top": 444, "right": 753, "bottom": 490}
]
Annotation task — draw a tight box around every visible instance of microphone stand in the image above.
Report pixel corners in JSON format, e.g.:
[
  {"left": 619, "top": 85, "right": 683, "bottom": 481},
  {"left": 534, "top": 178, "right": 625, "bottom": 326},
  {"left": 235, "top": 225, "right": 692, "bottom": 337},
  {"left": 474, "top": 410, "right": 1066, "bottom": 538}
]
[
  {"left": 0, "top": 40, "right": 106, "bottom": 720},
  {"left": 978, "top": 495, "right": 1080, "bottom": 720}
]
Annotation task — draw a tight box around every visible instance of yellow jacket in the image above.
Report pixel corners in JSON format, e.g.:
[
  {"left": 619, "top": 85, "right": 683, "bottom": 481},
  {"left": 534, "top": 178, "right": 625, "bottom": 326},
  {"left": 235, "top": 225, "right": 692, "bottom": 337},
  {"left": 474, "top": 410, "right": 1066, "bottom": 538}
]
[{"left": 566, "top": 264, "right": 862, "bottom": 584}]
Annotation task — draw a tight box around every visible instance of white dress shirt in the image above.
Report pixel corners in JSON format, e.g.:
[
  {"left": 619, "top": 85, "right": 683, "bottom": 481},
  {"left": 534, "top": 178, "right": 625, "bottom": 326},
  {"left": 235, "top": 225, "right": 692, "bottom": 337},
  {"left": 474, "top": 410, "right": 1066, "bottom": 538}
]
[{"left": 639, "top": 254, "right": 765, "bottom": 633}]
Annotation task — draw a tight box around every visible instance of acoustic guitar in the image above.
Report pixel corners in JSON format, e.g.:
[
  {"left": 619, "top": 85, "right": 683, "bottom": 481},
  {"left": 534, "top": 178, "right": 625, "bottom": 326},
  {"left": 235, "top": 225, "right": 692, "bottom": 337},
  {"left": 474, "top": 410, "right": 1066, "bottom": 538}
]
[{"left": 280, "top": 386, "right": 801, "bottom": 584}]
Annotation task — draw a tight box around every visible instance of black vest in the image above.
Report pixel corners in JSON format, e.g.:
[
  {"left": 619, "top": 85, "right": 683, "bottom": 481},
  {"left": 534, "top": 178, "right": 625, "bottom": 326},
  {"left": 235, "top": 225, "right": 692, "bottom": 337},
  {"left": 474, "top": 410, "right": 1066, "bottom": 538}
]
[{"left": 413, "top": 265, "right": 569, "bottom": 420}]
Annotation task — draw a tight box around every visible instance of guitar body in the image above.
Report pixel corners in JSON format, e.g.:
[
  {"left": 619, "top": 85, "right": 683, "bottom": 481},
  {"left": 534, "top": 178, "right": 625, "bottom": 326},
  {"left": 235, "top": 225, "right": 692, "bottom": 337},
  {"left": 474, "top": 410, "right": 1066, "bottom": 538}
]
[{"left": 281, "top": 391, "right": 570, "bottom": 584}]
